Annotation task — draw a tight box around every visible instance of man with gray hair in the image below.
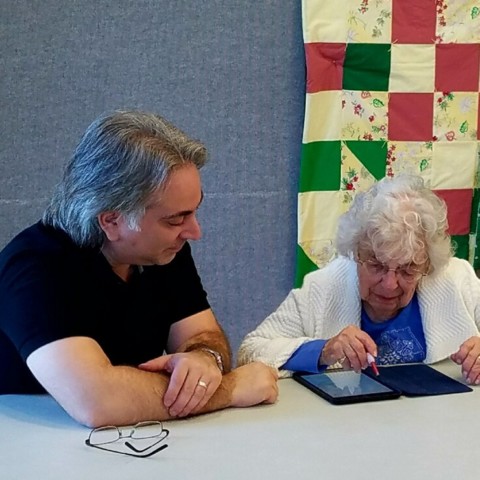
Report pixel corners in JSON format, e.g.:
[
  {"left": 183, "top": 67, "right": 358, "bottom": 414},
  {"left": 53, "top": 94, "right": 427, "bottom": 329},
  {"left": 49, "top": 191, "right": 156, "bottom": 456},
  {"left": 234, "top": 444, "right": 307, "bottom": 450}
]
[{"left": 0, "top": 110, "right": 278, "bottom": 427}]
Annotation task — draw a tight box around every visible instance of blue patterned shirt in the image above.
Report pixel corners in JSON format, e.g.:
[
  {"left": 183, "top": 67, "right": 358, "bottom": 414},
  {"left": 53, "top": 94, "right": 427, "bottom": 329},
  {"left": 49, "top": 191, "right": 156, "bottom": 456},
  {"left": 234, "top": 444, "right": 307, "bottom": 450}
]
[
  {"left": 361, "top": 293, "right": 426, "bottom": 365},
  {"left": 282, "top": 293, "right": 426, "bottom": 372}
]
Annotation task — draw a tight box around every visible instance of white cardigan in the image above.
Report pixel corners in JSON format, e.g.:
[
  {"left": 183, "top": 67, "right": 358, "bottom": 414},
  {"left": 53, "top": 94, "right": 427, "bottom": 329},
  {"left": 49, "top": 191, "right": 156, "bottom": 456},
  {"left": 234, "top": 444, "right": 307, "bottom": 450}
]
[{"left": 237, "top": 257, "right": 480, "bottom": 377}]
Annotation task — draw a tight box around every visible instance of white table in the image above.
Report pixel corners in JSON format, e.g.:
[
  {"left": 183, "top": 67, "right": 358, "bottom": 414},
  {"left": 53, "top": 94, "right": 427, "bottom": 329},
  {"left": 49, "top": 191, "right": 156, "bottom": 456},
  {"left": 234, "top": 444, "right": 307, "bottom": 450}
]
[{"left": 0, "top": 360, "right": 477, "bottom": 480}]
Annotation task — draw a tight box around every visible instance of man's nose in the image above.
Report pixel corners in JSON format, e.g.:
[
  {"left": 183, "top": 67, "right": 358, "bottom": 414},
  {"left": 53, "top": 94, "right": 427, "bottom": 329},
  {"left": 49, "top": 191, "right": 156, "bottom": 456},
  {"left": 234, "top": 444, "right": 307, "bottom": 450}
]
[{"left": 182, "top": 214, "right": 202, "bottom": 241}]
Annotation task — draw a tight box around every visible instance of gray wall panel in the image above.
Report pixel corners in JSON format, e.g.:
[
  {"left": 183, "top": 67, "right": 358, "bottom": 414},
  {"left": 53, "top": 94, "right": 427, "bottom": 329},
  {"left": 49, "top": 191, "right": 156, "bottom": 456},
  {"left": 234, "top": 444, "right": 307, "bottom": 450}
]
[{"left": 0, "top": 1, "right": 305, "bottom": 362}]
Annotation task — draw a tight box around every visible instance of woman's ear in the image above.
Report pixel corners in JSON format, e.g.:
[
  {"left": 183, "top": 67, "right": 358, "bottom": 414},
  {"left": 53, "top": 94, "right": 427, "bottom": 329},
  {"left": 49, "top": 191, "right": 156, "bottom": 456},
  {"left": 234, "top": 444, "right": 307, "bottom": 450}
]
[{"left": 97, "top": 211, "right": 121, "bottom": 241}]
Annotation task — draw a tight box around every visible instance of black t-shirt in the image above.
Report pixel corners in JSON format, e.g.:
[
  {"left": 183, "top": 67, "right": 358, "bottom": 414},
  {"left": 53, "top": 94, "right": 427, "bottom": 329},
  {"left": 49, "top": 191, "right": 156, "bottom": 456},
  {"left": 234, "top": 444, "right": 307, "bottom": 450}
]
[{"left": 0, "top": 221, "right": 210, "bottom": 393}]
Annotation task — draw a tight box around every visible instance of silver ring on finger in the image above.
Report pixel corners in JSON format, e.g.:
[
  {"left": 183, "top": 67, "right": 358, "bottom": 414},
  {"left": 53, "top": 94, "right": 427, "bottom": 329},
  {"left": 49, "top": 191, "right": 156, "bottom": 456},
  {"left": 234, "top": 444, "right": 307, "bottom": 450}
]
[{"left": 197, "top": 380, "right": 208, "bottom": 389}]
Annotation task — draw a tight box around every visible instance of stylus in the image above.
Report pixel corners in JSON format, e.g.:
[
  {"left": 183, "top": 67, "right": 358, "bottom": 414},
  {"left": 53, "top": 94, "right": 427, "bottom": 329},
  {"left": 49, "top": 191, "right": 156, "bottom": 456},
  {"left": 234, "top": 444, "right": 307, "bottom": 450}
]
[{"left": 367, "top": 353, "right": 380, "bottom": 376}]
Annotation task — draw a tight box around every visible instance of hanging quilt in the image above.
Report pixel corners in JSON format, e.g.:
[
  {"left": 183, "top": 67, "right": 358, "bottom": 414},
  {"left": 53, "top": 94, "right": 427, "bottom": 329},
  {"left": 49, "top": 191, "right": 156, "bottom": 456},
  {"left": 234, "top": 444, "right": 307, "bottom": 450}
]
[{"left": 297, "top": 0, "right": 480, "bottom": 287}]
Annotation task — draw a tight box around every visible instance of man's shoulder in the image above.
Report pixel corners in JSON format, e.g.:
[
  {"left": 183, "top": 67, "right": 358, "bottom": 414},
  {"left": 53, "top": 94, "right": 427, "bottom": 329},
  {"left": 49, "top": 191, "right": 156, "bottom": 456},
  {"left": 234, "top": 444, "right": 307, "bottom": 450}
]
[
  {"left": 1, "top": 221, "right": 70, "bottom": 252},
  {"left": 0, "top": 221, "right": 84, "bottom": 274}
]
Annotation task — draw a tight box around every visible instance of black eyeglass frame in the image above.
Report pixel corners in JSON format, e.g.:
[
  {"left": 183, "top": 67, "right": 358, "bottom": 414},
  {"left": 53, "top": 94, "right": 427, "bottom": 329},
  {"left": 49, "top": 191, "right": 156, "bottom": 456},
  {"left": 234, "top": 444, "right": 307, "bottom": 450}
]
[
  {"left": 85, "top": 437, "right": 169, "bottom": 458},
  {"left": 85, "top": 421, "right": 170, "bottom": 458}
]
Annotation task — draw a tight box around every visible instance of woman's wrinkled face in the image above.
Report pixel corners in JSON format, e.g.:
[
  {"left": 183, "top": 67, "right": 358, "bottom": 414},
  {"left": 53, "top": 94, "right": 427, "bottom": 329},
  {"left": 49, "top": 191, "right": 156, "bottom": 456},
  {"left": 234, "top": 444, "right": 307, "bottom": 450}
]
[{"left": 357, "top": 255, "right": 428, "bottom": 322}]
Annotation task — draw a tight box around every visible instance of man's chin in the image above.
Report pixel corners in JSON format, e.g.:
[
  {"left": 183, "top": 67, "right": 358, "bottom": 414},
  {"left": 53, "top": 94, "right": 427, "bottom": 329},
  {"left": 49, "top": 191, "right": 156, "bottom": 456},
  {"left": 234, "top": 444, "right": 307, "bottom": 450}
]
[{"left": 156, "top": 251, "right": 177, "bottom": 265}]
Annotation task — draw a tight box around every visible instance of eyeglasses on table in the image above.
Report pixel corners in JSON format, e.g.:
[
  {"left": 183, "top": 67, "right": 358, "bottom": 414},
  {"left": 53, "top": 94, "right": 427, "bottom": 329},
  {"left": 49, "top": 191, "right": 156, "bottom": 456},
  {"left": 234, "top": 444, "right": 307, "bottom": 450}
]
[{"left": 85, "top": 420, "right": 169, "bottom": 458}]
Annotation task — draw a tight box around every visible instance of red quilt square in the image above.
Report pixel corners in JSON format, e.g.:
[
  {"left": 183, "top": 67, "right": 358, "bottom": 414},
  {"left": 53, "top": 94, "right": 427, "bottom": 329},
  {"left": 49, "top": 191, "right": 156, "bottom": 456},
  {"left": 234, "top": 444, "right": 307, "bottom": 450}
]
[
  {"left": 434, "top": 189, "right": 473, "bottom": 235},
  {"left": 388, "top": 93, "right": 434, "bottom": 141},
  {"left": 392, "top": 0, "right": 436, "bottom": 44},
  {"left": 305, "top": 43, "right": 345, "bottom": 93},
  {"left": 436, "top": 44, "right": 480, "bottom": 92},
  {"left": 478, "top": 95, "right": 480, "bottom": 140}
]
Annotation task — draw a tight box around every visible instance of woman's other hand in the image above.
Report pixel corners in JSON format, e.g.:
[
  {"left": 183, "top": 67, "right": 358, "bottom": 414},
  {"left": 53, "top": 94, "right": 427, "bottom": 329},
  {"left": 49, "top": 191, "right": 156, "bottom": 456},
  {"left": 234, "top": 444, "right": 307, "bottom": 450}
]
[{"left": 451, "top": 336, "right": 480, "bottom": 385}]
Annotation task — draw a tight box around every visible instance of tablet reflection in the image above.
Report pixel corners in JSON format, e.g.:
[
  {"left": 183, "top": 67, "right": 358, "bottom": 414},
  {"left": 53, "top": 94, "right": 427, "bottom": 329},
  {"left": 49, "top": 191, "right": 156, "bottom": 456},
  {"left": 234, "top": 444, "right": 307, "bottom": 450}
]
[{"left": 312, "top": 371, "right": 392, "bottom": 398}]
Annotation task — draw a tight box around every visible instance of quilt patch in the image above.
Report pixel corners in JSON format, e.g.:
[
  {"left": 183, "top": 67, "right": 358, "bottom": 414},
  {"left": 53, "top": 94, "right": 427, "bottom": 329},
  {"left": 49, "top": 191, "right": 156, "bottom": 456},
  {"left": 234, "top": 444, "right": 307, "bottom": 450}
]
[{"left": 297, "top": 0, "right": 480, "bottom": 286}]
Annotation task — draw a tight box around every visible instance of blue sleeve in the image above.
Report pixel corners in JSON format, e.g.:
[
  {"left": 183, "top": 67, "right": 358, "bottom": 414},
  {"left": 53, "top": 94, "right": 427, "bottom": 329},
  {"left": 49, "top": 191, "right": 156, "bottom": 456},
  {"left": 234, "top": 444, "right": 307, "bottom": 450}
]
[{"left": 281, "top": 339, "right": 327, "bottom": 373}]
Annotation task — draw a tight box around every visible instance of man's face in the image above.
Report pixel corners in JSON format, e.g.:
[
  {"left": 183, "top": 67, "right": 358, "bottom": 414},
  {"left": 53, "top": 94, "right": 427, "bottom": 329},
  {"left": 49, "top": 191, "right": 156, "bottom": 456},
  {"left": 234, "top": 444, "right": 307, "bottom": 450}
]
[{"left": 107, "top": 163, "right": 203, "bottom": 267}]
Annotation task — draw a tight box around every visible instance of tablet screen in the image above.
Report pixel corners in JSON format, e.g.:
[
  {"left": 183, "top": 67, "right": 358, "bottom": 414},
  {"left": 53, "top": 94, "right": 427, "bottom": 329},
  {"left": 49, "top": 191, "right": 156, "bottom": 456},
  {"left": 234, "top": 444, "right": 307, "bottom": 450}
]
[{"left": 293, "top": 370, "right": 401, "bottom": 405}]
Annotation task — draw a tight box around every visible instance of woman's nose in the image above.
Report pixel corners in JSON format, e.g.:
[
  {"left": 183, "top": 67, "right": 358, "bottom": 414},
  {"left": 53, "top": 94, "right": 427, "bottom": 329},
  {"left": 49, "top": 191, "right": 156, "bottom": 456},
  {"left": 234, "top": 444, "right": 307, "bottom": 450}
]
[{"left": 381, "top": 269, "right": 400, "bottom": 289}]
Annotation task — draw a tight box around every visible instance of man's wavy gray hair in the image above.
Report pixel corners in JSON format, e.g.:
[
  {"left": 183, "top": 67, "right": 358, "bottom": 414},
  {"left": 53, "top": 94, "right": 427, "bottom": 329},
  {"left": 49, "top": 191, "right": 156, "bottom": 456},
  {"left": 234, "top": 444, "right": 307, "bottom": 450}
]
[
  {"left": 43, "top": 110, "right": 207, "bottom": 248},
  {"left": 335, "top": 174, "right": 453, "bottom": 274}
]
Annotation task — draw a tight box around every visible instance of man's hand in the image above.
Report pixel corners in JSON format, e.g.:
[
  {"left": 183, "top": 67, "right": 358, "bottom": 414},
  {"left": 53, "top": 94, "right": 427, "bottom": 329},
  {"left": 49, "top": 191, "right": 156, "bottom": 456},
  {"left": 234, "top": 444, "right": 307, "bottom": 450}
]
[
  {"left": 138, "top": 350, "right": 223, "bottom": 417},
  {"left": 27, "top": 337, "right": 275, "bottom": 427},
  {"left": 225, "top": 362, "right": 279, "bottom": 407},
  {"left": 450, "top": 336, "right": 480, "bottom": 385},
  {"left": 320, "top": 325, "right": 377, "bottom": 373}
]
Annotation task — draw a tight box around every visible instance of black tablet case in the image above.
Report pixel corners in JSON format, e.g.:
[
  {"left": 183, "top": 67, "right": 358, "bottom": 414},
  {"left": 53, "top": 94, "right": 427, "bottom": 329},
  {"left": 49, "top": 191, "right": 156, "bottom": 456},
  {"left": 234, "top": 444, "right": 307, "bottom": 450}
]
[{"left": 365, "top": 363, "right": 472, "bottom": 396}]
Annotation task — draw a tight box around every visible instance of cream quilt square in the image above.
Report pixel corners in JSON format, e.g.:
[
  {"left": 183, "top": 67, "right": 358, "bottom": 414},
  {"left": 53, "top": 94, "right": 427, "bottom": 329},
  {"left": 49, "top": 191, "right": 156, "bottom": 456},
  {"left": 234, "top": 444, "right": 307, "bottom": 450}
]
[
  {"left": 302, "top": 0, "right": 350, "bottom": 43},
  {"left": 340, "top": 141, "right": 377, "bottom": 208},
  {"left": 387, "top": 141, "right": 433, "bottom": 185},
  {"left": 431, "top": 141, "right": 478, "bottom": 188},
  {"left": 346, "top": 0, "right": 392, "bottom": 43},
  {"left": 434, "top": 92, "right": 478, "bottom": 142},
  {"left": 437, "top": 1, "right": 480, "bottom": 43},
  {"left": 298, "top": 190, "right": 343, "bottom": 268},
  {"left": 389, "top": 44, "right": 435, "bottom": 93},
  {"left": 303, "top": 91, "right": 343, "bottom": 142},
  {"left": 341, "top": 90, "right": 388, "bottom": 141}
]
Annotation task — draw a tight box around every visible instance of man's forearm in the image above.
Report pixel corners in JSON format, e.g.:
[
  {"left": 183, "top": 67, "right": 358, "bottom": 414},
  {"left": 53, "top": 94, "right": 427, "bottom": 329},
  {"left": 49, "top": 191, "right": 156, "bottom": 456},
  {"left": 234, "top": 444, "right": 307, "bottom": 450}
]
[
  {"left": 179, "top": 329, "right": 232, "bottom": 373},
  {"left": 94, "top": 362, "right": 276, "bottom": 427},
  {"left": 28, "top": 336, "right": 238, "bottom": 428},
  {"left": 76, "top": 363, "right": 240, "bottom": 428}
]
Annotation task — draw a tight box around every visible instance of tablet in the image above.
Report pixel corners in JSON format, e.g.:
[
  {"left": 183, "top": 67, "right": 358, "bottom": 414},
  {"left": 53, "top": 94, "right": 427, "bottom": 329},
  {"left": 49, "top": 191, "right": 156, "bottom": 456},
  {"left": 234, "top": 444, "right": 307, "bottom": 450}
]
[
  {"left": 364, "top": 364, "right": 472, "bottom": 396},
  {"left": 293, "top": 370, "right": 401, "bottom": 405}
]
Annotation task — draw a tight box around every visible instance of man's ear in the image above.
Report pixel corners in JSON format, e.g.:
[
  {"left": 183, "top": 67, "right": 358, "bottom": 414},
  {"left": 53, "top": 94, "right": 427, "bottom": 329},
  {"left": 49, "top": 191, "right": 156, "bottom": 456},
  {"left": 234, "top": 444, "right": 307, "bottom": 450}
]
[{"left": 97, "top": 211, "right": 121, "bottom": 241}]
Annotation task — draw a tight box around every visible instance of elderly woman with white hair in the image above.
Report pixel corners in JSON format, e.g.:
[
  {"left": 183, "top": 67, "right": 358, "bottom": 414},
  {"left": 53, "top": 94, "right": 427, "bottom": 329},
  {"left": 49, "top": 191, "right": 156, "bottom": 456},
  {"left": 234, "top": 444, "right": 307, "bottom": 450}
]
[{"left": 238, "top": 174, "right": 480, "bottom": 385}]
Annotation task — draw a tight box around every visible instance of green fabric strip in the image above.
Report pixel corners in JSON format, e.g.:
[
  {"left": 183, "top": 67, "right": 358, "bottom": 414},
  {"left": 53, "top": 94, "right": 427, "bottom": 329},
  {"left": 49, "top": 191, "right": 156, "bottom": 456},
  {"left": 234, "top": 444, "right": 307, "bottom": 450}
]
[
  {"left": 343, "top": 43, "right": 391, "bottom": 92},
  {"left": 451, "top": 235, "right": 469, "bottom": 260},
  {"left": 344, "top": 140, "right": 387, "bottom": 180},
  {"left": 299, "top": 141, "right": 341, "bottom": 192},
  {"left": 295, "top": 244, "right": 319, "bottom": 288}
]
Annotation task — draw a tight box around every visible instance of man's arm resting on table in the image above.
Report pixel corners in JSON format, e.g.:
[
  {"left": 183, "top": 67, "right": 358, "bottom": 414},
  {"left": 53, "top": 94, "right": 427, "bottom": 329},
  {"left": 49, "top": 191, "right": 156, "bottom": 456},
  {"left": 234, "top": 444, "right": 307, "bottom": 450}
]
[
  {"left": 27, "top": 336, "right": 278, "bottom": 428},
  {"left": 136, "top": 309, "right": 232, "bottom": 417},
  {"left": 167, "top": 308, "right": 232, "bottom": 373}
]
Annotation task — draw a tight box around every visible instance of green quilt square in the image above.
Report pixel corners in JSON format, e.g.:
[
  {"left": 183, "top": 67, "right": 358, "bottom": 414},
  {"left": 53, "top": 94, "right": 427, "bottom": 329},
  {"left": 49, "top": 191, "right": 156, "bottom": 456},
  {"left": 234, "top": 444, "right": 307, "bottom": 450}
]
[
  {"left": 343, "top": 44, "right": 391, "bottom": 92},
  {"left": 451, "top": 235, "right": 469, "bottom": 261},
  {"left": 470, "top": 188, "right": 480, "bottom": 233},
  {"left": 473, "top": 234, "right": 480, "bottom": 270},
  {"left": 295, "top": 245, "right": 319, "bottom": 288},
  {"left": 344, "top": 140, "right": 387, "bottom": 181},
  {"left": 299, "top": 141, "right": 341, "bottom": 192}
]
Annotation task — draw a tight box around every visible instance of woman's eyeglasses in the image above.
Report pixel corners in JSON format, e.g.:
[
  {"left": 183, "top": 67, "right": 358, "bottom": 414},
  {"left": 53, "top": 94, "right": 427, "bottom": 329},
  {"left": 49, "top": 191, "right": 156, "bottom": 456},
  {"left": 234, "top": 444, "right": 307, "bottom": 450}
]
[
  {"left": 85, "top": 420, "right": 169, "bottom": 458},
  {"left": 357, "top": 259, "right": 428, "bottom": 283}
]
